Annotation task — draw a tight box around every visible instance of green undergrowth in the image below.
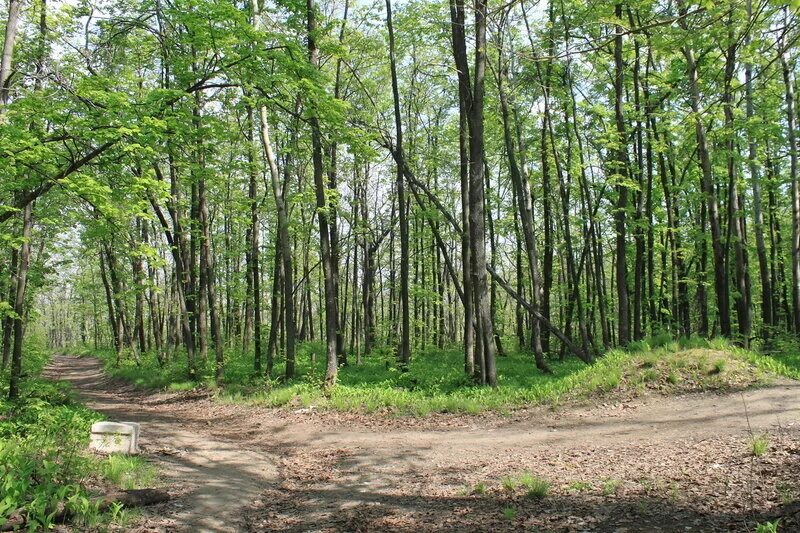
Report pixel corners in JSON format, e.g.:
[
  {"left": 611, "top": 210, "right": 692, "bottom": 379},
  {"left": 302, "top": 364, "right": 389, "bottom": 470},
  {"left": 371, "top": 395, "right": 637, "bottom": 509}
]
[
  {"left": 1, "top": 338, "right": 159, "bottom": 530},
  {"left": 67, "top": 333, "right": 800, "bottom": 417}
]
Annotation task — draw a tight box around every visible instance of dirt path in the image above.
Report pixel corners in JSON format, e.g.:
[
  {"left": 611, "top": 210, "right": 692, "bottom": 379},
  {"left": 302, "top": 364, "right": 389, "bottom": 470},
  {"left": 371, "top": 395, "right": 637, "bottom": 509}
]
[
  {"left": 46, "top": 355, "right": 800, "bottom": 532},
  {"left": 44, "top": 355, "right": 280, "bottom": 532}
]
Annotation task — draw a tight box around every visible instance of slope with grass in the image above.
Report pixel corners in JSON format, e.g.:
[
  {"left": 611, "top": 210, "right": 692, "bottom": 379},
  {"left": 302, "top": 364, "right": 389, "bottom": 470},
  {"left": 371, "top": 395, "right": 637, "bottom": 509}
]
[{"left": 71, "top": 336, "right": 800, "bottom": 417}]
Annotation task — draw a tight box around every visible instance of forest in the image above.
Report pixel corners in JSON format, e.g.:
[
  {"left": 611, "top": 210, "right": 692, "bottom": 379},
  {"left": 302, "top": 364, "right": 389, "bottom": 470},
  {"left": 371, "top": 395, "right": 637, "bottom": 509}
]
[{"left": 1, "top": 0, "right": 800, "bottom": 531}]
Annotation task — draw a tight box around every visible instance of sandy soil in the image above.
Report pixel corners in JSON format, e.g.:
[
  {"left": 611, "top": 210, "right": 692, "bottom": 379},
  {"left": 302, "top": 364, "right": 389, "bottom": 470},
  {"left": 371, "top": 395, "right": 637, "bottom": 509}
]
[{"left": 44, "top": 355, "right": 800, "bottom": 532}]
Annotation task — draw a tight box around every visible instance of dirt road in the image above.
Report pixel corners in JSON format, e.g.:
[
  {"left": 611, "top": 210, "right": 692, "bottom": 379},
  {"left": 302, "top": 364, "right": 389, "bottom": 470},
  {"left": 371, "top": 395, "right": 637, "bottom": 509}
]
[{"left": 45, "top": 355, "right": 800, "bottom": 532}]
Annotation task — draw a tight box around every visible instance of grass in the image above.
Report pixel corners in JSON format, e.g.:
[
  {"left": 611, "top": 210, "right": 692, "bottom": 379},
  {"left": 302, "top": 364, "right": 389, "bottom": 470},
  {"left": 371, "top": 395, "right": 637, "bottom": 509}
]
[
  {"left": 776, "top": 483, "right": 795, "bottom": 505},
  {"left": 501, "top": 506, "right": 517, "bottom": 520},
  {"left": 602, "top": 478, "right": 622, "bottom": 496},
  {"left": 500, "top": 472, "right": 551, "bottom": 499},
  {"left": 567, "top": 480, "right": 593, "bottom": 493},
  {"left": 472, "top": 481, "right": 487, "bottom": 495},
  {"left": 755, "top": 520, "right": 780, "bottom": 533},
  {"left": 711, "top": 358, "right": 727, "bottom": 374},
  {"left": 751, "top": 433, "right": 770, "bottom": 457},
  {"left": 501, "top": 476, "right": 517, "bottom": 492},
  {"left": 64, "top": 332, "right": 800, "bottom": 417},
  {"left": 100, "top": 455, "right": 158, "bottom": 490},
  {"left": 521, "top": 475, "right": 551, "bottom": 499}
]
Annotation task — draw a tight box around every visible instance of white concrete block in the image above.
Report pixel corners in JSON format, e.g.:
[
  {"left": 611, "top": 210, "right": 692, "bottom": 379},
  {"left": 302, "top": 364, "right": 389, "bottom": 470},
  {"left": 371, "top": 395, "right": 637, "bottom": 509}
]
[
  {"left": 120, "top": 421, "right": 141, "bottom": 453},
  {"left": 90, "top": 421, "right": 140, "bottom": 454}
]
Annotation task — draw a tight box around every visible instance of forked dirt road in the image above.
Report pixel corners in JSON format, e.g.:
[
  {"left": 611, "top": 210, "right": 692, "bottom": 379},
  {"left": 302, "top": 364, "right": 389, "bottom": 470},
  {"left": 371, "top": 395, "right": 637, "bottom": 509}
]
[{"left": 45, "top": 355, "right": 800, "bottom": 532}]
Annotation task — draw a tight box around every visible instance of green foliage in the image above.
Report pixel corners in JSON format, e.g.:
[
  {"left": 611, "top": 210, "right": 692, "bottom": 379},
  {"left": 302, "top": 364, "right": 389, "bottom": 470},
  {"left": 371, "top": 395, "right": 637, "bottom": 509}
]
[
  {"left": 501, "top": 506, "right": 517, "bottom": 520},
  {"left": 100, "top": 455, "right": 158, "bottom": 491},
  {"left": 0, "top": 358, "right": 102, "bottom": 529},
  {"left": 755, "top": 520, "right": 780, "bottom": 533},
  {"left": 602, "top": 478, "right": 622, "bottom": 496},
  {"left": 0, "top": 339, "right": 157, "bottom": 529},
  {"left": 751, "top": 433, "right": 769, "bottom": 457},
  {"left": 751, "top": 335, "right": 800, "bottom": 378}
]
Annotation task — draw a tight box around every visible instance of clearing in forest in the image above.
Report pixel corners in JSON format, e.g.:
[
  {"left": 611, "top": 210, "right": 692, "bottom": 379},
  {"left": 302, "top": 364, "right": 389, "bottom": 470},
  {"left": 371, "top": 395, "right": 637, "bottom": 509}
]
[{"left": 44, "top": 349, "right": 800, "bottom": 532}]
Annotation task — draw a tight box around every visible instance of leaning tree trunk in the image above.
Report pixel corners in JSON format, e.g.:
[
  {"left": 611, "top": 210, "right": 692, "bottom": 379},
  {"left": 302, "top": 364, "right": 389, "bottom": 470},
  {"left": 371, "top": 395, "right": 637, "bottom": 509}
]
[
  {"left": 497, "top": 63, "right": 550, "bottom": 372},
  {"left": 258, "top": 106, "right": 296, "bottom": 379}
]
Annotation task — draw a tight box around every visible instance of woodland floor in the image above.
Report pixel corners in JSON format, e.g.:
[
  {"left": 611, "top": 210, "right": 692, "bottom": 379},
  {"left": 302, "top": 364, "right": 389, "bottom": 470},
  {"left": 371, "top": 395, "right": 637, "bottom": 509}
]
[{"left": 44, "top": 354, "right": 800, "bottom": 533}]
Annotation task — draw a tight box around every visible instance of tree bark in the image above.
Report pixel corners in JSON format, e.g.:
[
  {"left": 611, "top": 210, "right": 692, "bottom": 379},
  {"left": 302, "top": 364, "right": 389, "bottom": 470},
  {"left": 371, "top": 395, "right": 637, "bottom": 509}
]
[
  {"left": 0, "top": 0, "right": 22, "bottom": 107},
  {"left": 8, "top": 202, "right": 32, "bottom": 400},
  {"left": 385, "top": 0, "right": 411, "bottom": 369},
  {"left": 613, "top": 2, "right": 630, "bottom": 346},
  {"left": 258, "top": 107, "right": 296, "bottom": 379},
  {"left": 307, "top": 0, "right": 339, "bottom": 389}
]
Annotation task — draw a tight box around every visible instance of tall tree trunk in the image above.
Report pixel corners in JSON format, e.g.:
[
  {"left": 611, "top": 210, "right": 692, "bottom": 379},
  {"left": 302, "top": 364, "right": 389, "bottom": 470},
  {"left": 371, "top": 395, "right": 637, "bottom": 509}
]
[
  {"left": 132, "top": 220, "right": 147, "bottom": 354},
  {"left": 330, "top": 0, "right": 349, "bottom": 364},
  {"left": 745, "top": 0, "right": 772, "bottom": 331},
  {"left": 724, "top": 22, "right": 751, "bottom": 344},
  {"left": 199, "top": 175, "right": 224, "bottom": 380},
  {"left": 613, "top": 2, "right": 630, "bottom": 345},
  {"left": 449, "top": 0, "right": 475, "bottom": 377},
  {"left": 1, "top": 249, "right": 17, "bottom": 368},
  {"left": 266, "top": 244, "right": 281, "bottom": 370},
  {"left": 681, "top": 14, "right": 730, "bottom": 337},
  {"left": 466, "top": 0, "right": 496, "bottom": 386},
  {"left": 307, "top": 0, "right": 339, "bottom": 389},
  {"left": 8, "top": 202, "right": 32, "bottom": 400},
  {"left": 245, "top": 106, "right": 263, "bottom": 374},
  {"left": 0, "top": 0, "right": 22, "bottom": 107},
  {"left": 385, "top": 0, "right": 410, "bottom": 369},
  {"left": 780, "top": 16, "right": 800, "bottom": 333}
]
